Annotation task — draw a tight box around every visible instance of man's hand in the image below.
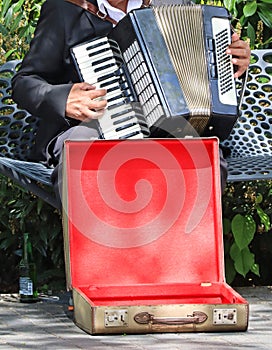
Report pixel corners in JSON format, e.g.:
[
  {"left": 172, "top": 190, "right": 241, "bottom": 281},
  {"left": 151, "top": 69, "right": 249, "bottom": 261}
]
[
  {"left": 227, "top": 32, "right": 251, "bottom": 78},
  {"left": 66, "top": 82, "right": 107, "bottom": 121}
]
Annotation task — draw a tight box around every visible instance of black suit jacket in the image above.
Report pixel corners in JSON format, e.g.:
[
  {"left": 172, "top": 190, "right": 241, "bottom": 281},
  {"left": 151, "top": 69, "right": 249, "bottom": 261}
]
[{"left": 12, "top": 0, "right": 113, "bottom": 162}]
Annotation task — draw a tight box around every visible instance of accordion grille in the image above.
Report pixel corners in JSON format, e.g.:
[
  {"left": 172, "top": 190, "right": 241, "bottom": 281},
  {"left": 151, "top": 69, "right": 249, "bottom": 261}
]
[{"left": 154, "top": 5, "right": 211, "bottom": 117}]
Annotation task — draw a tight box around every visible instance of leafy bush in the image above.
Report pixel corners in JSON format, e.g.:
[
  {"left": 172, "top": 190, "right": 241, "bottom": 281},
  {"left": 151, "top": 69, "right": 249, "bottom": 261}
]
[
  {"left": 0, "top": 176, "right": 64, "bottom": 293},
  {"left": 223, "top": 181, "right": 272, "bottom": 285},
  {"left": 224, "top": 0, "right": 272, "bottom": 49},
  {"left": 193, "top": 0, "right": 272, "bottom": 49},
  {"left": 0, "top": 0, "right": 44, "bottom": 64},
  {"left": 0, "top": 0, "right": 64, "bottom": 293}
]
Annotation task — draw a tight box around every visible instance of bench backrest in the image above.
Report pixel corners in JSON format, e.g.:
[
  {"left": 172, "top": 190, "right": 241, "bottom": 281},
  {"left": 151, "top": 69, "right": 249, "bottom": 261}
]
[
  {"left": 0, "top": 60, "right": 39, "bottom": 161},
  {"left": 222, "top": 49, "right": 272, "bottom": 158},
  {"left": 1, "top": 51, "right": 271, "bottom": 183}
]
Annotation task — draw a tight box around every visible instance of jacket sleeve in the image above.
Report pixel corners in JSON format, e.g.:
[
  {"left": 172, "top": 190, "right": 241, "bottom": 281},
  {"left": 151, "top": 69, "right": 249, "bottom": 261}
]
[{"left": 12, "top": 0, "right": 74, "bottom": 123}]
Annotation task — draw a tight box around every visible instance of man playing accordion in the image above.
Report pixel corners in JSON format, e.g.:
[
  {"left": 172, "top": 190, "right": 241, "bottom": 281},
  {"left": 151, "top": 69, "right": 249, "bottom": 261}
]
[{"left": 12, "top": 0, "right": 250, "bottom": 208}]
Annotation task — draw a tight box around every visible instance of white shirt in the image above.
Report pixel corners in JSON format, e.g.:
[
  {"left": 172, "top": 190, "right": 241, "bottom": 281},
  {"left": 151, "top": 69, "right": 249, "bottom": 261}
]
[{"left": 97, "top": 0, "right": 143, "bottom": 23}]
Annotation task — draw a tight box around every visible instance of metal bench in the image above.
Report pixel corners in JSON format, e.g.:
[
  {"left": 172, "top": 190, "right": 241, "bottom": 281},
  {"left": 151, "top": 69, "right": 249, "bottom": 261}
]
[
  {"left": 0, "top": 50, "right": 271, "bottom": 209},
  {"left": 223, "top": 49, "right": 272, "bottom": 182},
  {"left": 0, "top": 60, "right": 56, "bottom": 208}
]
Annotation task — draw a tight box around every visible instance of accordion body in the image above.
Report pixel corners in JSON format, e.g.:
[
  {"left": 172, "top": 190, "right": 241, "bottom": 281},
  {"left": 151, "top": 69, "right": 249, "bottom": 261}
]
[{"left": 71, "top": 5, "right": 238, "bottom": 140}]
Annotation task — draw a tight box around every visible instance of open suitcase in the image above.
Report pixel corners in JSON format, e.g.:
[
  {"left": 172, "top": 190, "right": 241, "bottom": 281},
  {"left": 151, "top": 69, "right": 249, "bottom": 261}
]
[{"left": 62, "top": 138, "right": 249, "bottom": 334}]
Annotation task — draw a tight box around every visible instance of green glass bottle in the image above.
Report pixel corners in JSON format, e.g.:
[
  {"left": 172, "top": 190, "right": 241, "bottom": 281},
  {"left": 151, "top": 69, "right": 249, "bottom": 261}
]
[{"left": 19, "top": 233, "right": 39, "bottom": 303}]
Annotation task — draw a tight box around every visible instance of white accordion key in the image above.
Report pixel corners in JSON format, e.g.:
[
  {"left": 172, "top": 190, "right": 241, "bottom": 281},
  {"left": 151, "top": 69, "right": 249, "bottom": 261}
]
[
  {"left": 71, "top": 36, "right": 148, "bottom": 140},
  {"left": 99, "top": 108, "right": 143, "bottom": 139}
]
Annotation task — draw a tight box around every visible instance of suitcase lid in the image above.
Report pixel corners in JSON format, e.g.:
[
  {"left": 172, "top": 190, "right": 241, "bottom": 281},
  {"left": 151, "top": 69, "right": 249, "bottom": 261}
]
[{"left": 62, "top": 138, "right": 225, "bottom": 289}]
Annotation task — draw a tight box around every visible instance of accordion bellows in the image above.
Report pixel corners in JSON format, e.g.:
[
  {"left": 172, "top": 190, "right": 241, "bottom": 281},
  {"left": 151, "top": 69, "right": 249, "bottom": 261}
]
[{"left": 154, "top": 5, "right": 237, "bottom": 132}]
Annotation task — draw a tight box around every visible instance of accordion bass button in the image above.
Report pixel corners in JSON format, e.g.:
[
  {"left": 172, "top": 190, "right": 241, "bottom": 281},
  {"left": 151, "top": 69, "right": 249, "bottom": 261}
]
[
  {"left": 210, "top": 65, "right": 217, "bottom": 78},
  {"left": 209, "top": 52, "right": 216, "bottom": 65},
  {"left": 207, "top": 38, "right": 215, "bottom": 51}
]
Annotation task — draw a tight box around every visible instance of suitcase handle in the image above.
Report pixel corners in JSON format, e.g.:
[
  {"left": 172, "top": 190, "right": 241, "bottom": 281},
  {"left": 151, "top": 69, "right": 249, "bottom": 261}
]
[{"left": 134, "top": 311, "right": 208, "bottom": 325}]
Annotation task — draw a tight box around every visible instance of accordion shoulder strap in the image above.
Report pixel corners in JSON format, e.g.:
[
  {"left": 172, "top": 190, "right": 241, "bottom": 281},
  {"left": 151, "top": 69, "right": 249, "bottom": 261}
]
[{"left": 65, "top": 0, "right": 151, "bottom": 25}]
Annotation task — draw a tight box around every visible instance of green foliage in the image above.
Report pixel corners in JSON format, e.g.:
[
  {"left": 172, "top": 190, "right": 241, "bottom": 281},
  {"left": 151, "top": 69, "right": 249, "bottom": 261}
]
[
  {"left": 0, "top": 176, "right": 64, "bottom": 292},
  {"left": 193, "top": 0, "right": 272, "bottom": 49},
  {"left": 226, "top": 0, "right": 272, "bottom": 49},
  {"left": 0, "top": 0, "right": 44, "bottom": 63},
  {"left": 0, "top": 0, "right": 65, "bottom": 293},
  {"left": 222, "top": 181, "right": 272, "bottom": 285}
]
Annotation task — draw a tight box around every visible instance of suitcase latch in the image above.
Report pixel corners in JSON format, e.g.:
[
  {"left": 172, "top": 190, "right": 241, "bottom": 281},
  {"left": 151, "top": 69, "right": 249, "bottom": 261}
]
[
  {"left": 134, "top": 311, "right": 208, "bottom": 325},
  {"left": 105, "top": 309, "right": 129, "bottom": 328},
  {"left": 213, "top": 308, "right": 237, "bottom": 325}
]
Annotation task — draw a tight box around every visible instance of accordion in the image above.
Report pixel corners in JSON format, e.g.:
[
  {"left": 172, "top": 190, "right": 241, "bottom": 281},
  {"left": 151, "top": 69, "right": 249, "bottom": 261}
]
[{"left": 71, "top": 5, "right": 238, "bottom": 140}]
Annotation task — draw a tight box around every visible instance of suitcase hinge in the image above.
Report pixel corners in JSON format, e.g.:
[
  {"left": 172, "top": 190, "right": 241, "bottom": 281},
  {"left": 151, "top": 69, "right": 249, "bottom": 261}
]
[{"left": 134, "top": 311, "right": 208, "bottom": 325}]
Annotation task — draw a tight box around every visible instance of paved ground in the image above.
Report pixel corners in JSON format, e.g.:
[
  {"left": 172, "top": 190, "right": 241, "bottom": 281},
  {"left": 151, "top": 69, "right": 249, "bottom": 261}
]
[{"left": 0, "top": 286, "right": 272, "bottom": 349}]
